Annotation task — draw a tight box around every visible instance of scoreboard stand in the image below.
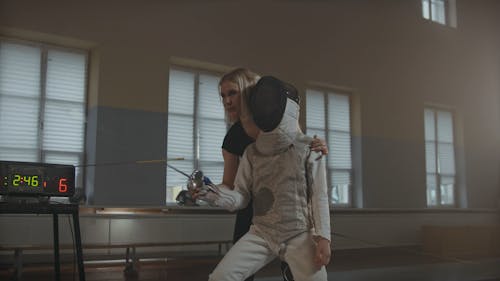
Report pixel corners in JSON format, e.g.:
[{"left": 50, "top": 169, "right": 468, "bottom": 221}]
[{"left": 0, "top": 161, "right": 85, "bottom": 281}]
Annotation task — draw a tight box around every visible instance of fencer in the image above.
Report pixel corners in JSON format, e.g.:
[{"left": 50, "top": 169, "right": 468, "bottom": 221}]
[{"left": 195, "top": 76, "right": 331, "bottom": 281}]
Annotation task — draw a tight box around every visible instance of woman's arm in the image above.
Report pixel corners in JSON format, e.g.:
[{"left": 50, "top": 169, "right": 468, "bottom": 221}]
[{"left": 222, "top": 149, "right": 239, "bottom": 189}]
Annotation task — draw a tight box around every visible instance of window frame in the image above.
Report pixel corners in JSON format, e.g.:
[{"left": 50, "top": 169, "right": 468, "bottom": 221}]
[
  {"left": 165, "top": 65, "right": 226, "bottom": 204},
  {"left": 424, "top": 106, "right": 457, "bottom": 207},
  {"left": 0, "top": 37, "right": 89, "bottom": 189},
  {"left": 305, "top": 86, "right": 354, "bottom": 207},
  {"left": 421, "top": 0, "right": 457, "bottom": 27}
]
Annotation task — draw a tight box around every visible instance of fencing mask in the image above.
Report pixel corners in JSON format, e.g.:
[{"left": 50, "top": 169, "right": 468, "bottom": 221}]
[{"left": 249, "top": 76, "right": 300, "bottom": 132}]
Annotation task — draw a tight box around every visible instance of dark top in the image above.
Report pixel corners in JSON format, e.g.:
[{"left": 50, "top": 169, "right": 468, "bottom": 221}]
[
  {"left": 221, "top": 121, "right": 255, "bottom": 245},
  {"left": 222, "top": 121, "right": 254, "bottom": 157}
]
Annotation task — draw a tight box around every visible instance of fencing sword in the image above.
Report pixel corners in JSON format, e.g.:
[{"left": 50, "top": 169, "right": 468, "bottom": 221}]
[
  {"left": 166, "top": 163, "right": 217, "bottom": 193},
  {"left": 166, "top": 163, "right": 191, "bottom": 178},
  {"left": 76, "top": 157, "right": 185, "bottom": 168}
]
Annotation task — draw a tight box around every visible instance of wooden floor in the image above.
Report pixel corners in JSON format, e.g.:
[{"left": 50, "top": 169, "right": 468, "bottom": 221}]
[{"left": 1, "top": 247, "right": 499, "bottom": 281}]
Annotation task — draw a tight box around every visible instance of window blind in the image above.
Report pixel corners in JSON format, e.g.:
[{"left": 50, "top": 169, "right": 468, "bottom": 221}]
[
  {"left": 424, "top": 108, "right": 455, "bottom": 206},
  {"left": 306, "top": 89, "right": 326, "bottom": 141},
  {"left": 422, "top": 0, "right": 431, "bottom": 19},
  {"left": 422, "top": 0, "right": 446, "bottom": 24},
  {"left": 431, "top": 0, "right": 446, "bottom": 24},
  {"left": 306, "top": 89, "right": 352, "bottom": 205},
  {"left": 0, "top": 43, "right": 41, "bottom": 162},
  {"left": 197, "top": 74, "right": 225, "bottom": 184},
  {"left": 43, "top": 50, "right": 86, "bottom": 158},
  {"left": 166, "top": 69, "right": 195, "bottom": 192},
  {"left": 166, "top": 68, "right": 224, "bottom": 203},
  {"left": 328, "top": 93, "right": 352, "bottom": 170}
]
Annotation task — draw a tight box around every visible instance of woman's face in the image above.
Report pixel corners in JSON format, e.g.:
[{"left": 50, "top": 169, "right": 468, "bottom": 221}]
[{"left": 220, "top": 80, "right": 241, "bottom": 122}]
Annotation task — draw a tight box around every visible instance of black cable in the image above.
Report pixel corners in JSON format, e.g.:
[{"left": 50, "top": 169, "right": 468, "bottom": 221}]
[{"left": 67, "top": 214, "right": 76, "bottom": 281}]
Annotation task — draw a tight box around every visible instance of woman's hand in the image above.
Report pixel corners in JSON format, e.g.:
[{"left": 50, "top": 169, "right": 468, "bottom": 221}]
[{"left": 310, "top": 135, "right": 329, "bottom": 155}]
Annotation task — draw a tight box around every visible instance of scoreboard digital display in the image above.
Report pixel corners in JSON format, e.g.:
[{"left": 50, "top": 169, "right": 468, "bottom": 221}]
[{"left": 0, "top": 161, "right": 75, "bottom": 197}]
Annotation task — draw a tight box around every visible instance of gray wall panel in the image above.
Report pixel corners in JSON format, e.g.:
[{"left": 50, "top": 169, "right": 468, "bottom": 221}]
[{"left": 91, "top": 107, "right": 167, "bottom": 205}]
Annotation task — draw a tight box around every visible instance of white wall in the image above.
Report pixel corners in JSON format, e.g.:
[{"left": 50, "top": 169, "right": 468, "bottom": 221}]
[
  {"left": 0, "top": 0, "right": 498, "bottom": 208},
  {"left": 1, "top": 208, "right": 498, "bottom": 255}
]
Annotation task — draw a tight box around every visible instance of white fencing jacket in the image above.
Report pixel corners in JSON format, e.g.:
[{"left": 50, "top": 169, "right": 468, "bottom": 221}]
[{"left": 209, "top": 99, "right": 331, "bottom": 249}]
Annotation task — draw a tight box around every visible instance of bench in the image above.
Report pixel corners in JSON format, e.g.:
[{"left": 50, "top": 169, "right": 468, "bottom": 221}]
[
  {"left": 0, "top": 240, "right": 232, "bottom": 279},
  {"left": 422, "top": 225, "right": 500, "bottom": 259}
]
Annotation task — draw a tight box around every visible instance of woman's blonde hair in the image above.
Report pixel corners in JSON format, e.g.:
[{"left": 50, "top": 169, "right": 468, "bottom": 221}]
[{"left": 219, "top": 68, "right": 260, "bottom": 124}]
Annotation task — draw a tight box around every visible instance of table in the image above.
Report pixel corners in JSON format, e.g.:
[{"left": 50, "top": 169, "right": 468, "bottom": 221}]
[{"left": 0, "top": 200, "right": 86, "bottom": 281}]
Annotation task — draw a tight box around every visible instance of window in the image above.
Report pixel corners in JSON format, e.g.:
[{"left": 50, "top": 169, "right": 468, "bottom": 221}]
[
  {"left": 166, "top": 67, "right": 225, "bottom": 203},
  {"left": 424, "top": 107, "right": 456, "bottom": 207},
  {"left": 421, "top": 0, "right": 457, "bottom": 27},
  {"left": 0, "top": 40, "right": 88, "bottom": 188},
  {"left": 306, "top": 89, "right": 352, "bottom": 206}
]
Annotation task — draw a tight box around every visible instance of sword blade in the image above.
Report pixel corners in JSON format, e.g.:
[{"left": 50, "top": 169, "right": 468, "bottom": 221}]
[{"left": 166, "top": 163, "right": 191, "bottom": 178}]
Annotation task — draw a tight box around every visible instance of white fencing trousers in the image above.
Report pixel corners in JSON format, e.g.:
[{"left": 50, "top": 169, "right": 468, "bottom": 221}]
[{"left": 208, "top": 231, "right": 328, "bottom": 281}]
